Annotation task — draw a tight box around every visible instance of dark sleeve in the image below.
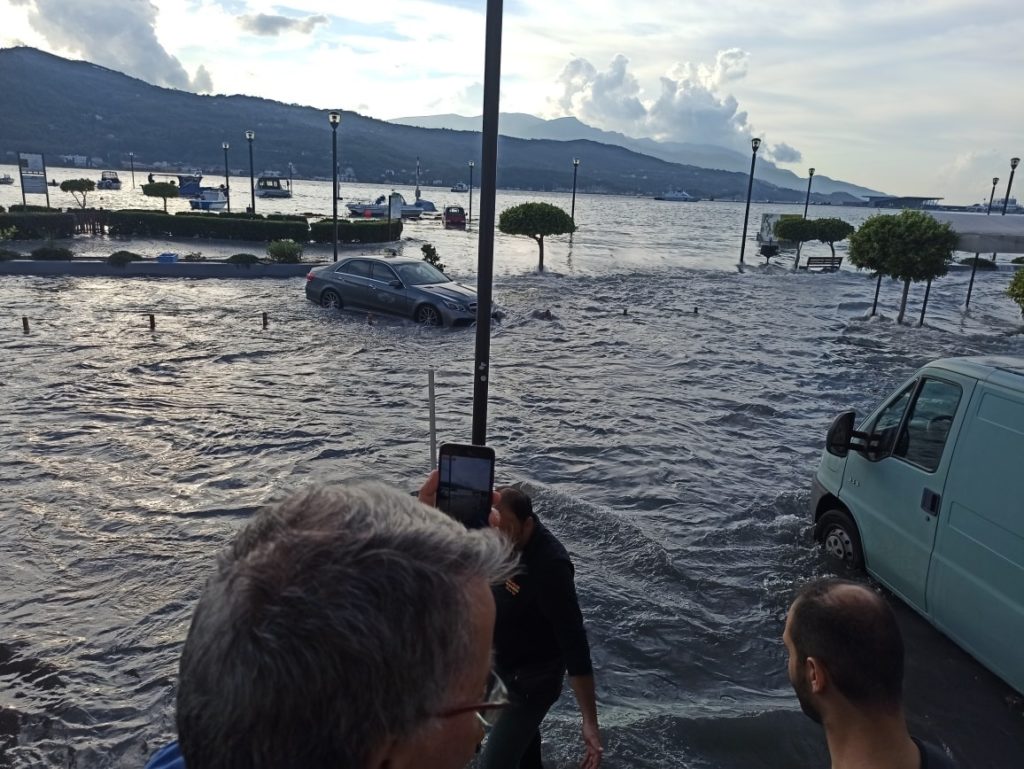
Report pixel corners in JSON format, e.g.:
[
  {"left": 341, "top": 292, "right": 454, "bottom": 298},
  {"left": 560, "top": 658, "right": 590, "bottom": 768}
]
[{"left": 536, "top": 559, "right": 593, "bottom": 677}]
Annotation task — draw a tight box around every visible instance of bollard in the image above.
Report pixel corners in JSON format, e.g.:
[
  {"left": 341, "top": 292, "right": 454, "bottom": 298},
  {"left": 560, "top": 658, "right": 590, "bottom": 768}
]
[
  {"left": 262, "top": 311, "right": 268, "bottom": 329},
  {"left": 22, "top": 316, "right": 29, "bottom": 334},
  {"left": 428, "top": 368, "right": 437, "bottom": 469},
  {"left": 148, "top": 314, "right": 155, "bottom": 331},
  {"left": 623, "top": 307, "right": 628, "bottom": 316},
  {"left": 694, "top": 306, "right": 699, "bottom": 315}
]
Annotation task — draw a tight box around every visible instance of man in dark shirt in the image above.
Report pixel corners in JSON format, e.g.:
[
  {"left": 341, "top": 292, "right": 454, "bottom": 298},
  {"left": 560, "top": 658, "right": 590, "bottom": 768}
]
[
  {"left": 479, "top": 487, "right": 602, "bottom": 769},
  {"left": 783, "top": 579, "right": 958, "bottom": 769}
]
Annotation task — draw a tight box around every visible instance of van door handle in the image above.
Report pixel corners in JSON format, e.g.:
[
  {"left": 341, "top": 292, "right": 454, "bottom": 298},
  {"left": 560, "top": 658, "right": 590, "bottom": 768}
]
[{"left": 921, "top": 488, "right": 941, "bottom": 516}]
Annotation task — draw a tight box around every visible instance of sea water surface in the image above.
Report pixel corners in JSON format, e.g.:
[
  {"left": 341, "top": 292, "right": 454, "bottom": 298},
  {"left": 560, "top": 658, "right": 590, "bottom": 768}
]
[{"left": 2, "top": 173, "right": 1024, "bottom": 768}]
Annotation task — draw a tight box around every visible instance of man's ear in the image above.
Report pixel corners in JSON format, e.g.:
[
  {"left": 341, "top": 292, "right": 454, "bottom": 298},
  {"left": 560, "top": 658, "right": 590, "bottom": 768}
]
[
  {"left": 805, "top": 656, "right": 829, "bottom": 695},
  {"left": 523, "top": 516, "right": 536, "bottom": 538}
]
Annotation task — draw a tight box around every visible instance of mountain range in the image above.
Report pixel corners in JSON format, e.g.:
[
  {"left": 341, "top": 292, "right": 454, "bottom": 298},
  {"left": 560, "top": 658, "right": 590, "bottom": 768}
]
[{"left": 0, "top": 47, "right": 880, "bottom": 202}]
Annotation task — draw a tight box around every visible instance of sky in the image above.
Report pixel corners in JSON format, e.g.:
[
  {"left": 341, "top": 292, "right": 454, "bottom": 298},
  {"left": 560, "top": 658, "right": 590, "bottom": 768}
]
[{"left": 1, "top": 0, "right": 1022, "bottom": 203}]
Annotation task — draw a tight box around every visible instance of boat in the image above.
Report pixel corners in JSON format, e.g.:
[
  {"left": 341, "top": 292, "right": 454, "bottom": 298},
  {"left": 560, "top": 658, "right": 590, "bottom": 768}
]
[
  {"left": 0, "top": 173, "right": 14, "bottom": 185},
  {"left": 147, "top": 172, "right": 203, "bottom": 198},
  {"left": 442, "top": 205, "right": 467, "bottom": 229},
  {"left": 189, "top": 187, "right": 229, "bottom": 211},
  {"left": 450, "top": 182, "right": 470, "bottom": 193},
  {"left": 96, "top": 171, "right": 122, "bottom": 190},
  {"left": 654, "top": 189, "right": 695, "bottom": 202},
  {"left": 255, "top": 171, "right": 292, "bottom": 199},
  {"left": 346, "top": 193, "right": 424, "bottom": 219},
  {"left": 412, "top": 157, "right": 437, "bottom": 212}
]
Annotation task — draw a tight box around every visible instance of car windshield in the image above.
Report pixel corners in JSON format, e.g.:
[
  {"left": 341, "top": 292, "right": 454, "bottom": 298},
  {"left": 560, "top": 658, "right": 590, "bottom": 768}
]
[{"left": 396, "top": 262, "right": 449, "bottom": 285}]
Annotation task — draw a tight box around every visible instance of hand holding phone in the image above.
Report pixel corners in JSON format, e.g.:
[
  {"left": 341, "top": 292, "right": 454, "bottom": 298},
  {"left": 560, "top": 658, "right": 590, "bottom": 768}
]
[{"left": 436, "top": 443, "right": 496, "bottom": 529}]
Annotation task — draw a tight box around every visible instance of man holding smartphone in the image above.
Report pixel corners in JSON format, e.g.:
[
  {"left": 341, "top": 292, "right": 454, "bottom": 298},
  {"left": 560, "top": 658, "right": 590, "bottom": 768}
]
[{"left": 480, "top": 487, "right": 602, "bottom": 769}]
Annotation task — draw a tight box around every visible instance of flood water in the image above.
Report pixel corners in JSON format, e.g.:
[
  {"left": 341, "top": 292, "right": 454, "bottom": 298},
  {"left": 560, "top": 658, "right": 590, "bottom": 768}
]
[{"left": 2, "top": 172, "right": 1024, "bottom": 768}]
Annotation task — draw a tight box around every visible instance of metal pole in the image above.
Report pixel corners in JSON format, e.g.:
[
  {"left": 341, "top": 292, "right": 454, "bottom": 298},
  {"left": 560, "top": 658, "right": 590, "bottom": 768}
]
[
  {"left": 428, "top": 368, "right": 437, "bottom": 467},
  {"left": 332, "top": 123, "right": 339, "bottom": 262},
  {"left": 994, "top": 158, "right": 1019, "bottom": 263},
  {"left": 795, "top": 167, "right": 814, "bottom": 270},
  {"left": 571, "top": 158, "right": 580, "bottom": 221},
  {"left": 468, "top": 162, "right": 475, "bottom": 230},
  {"left": 739, "top": 138, "right": 761, "bottom": 268},
  {"left": 470, "top": 0, "right": 503, "bottom": 446},
  {"left": 246, "top": 131, "right": 256, "bottom": 214},
  {"left": 129, "top": 152, "right": 135, "bottom": 189},
  {"left": 223, "top": 143, "right": 231, "bottom": 212},
  {"left": 967, "top": 176, "right": 999, "bottom": 309}
]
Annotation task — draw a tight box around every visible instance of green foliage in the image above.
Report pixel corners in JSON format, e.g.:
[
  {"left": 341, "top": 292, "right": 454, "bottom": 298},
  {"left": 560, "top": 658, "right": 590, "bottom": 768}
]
[
  {"left": 813, "top": 218, "right": 856, "bottom": 257},
  {"left": 141, "top": 182, "right": 180, "bottom": 212},
  {"left": 309, "top": 218, "right": 402, "bottom": 244},
  {"left": 59, "top": 178, "right": 96, "bottom": 208},
  {"left": 267, "top": 239, "right": 303, "bottom": 263},
  {"left": 108, "top": 211, "right": 308, "bottom": 241},
  {"left": 1011, "top": 256, "right": 1024, "bottom": 265},
  {"left": 773, "top": 217, "right": 817, "bottom": 244},
  {"left": 0, "top": 226, "right": 16, "bottom": 241},
  {"left": 182, "top": 251, "right": 206, "bottom": 262},
  {"left": 108, "top": 250, "right": 144, "bottom": 267},
  {"left": 498, "top": 202, "right": 576, "bottom": 271},
  {"left": 421, "top": 243, "right": 446, "bottom": 273},
  {"left": 958, "top": 256, "right": 997, "bottom": 270},
  {"left": 8, "top": 204, "right": 51, "bottom": 212},
  {"left": 0, "top": 213, "right": 75, "bottom": 239},
  {"left": 1008, "top": 269, "right": 1024, "bottom": 316},
  {"left": 227, "top": 253, "right": 261, "bottom": 266},
  {"left": 0, "top": 247, "right": 22, "bottom": 261},
  {"left": 31, "top": 244, "right": 74, "bottom": 260}
]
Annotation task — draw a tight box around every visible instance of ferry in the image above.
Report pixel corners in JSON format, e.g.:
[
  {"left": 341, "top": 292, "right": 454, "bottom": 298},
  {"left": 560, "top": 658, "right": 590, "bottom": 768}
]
[
  {"left": 654, "top": 189, "right": 695, "bottom": 202},
  {"left": 450, "top": 182, "right": 470, "bottom": 193}
]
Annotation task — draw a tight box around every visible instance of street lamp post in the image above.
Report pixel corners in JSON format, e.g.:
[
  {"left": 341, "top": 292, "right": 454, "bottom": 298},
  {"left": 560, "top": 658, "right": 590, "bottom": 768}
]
[
  {"left": 222, "top": 142, "right": 231, "bottom": 212},
  {"left": 802, "top": 167, "right": 815, "bottom": 218},
  {"left": 992, "top": 158, "right": 1019, "bottom": 264},
  {"left": 571, "top": 157, "right": 580, "bottom": 221},
  {"left": 966, "top": 176, "right": 1000, "bottom": 309},
  {"left": 738, "top": 137, "right": 761, "bottom": 269},
  {"left": 329, "top": 111, "right": 341, "bottom": 262},
  {"left": 468, "top": 160, "right": 475, "bottom": 229},
  {"left": 129, "top": 152, "right": 135, "bottom": 188},
  {"left": 245, "top": 130, "right": 256, "bottom": 214}
]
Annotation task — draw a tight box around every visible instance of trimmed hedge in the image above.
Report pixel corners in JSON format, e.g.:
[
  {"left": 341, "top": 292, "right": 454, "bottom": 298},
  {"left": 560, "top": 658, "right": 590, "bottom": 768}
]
[
  {"left": 0, "top": 248, "right": 22, "bottom": 261},
  {"left": 228, "top": 253, "right": 261, "bottom": 266},
  {"left": 309, "top": 218, "right": 403, "bottom": 244},
  {"left": 108, "top": 250, "right": 144, "bottom": 267},
  {"left": 31, "top": 245, "right": 74, "bottom": 260},
  {"left": 108, "top": 211, "right": 309, "bottom": 241},
  {"left": 1012, "top": 256, "right": 1024, "bottom": 265},
  {"left": 958, "top": 256, "right": 998, "bottom": 270},
  {"left": 0, "top": 212, "right": 75, "bottom": 239},
  {"left": 8, "top": 204, "right": 52, "bottom": 213},
  {"left": 174, "top": 211, "right": 307, "bottom": 223}
]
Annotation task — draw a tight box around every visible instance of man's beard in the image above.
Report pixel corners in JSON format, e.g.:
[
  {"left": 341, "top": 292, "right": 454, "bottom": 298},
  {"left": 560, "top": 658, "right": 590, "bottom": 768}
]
[{"left": 793, "top": 667, "right": 823, "bottom": 725}]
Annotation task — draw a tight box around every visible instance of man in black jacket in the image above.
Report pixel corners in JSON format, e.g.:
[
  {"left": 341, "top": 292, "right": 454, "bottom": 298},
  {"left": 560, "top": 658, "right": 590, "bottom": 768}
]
[{"left": 479, "top": 487, "right": 602, "bottom": 769}]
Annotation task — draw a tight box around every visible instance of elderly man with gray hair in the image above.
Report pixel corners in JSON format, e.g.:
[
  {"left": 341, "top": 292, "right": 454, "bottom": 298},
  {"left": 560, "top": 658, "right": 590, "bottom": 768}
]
[{"left": 144, "top": 481, "right": 517, "bottom": 769}]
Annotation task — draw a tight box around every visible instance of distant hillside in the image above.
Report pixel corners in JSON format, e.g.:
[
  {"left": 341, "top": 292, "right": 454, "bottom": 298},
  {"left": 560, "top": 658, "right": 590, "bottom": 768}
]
[
  {"left": 392, "top": 113, "right": 885, "bottom": 199},
  {"left": 0, "top": 47, "right": 822, "bottom": 201}
]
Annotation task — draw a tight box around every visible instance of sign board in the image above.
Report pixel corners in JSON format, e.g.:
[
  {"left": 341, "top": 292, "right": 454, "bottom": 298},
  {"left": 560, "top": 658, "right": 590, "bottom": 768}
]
[
  {"left": 18, "top": 152, "right": 50, "bottom": 202},
  {"left": 389, "top": 192, "right": 403, "bottom": 220},
  {"left": 757, "top": 213, "right": 801, "bottom": 245}
]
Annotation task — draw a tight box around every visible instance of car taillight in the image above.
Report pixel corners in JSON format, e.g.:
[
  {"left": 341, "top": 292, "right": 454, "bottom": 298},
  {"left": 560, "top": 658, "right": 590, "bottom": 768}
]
[{"left": 306, "top": 272, "right": 314, "bottom": 281}]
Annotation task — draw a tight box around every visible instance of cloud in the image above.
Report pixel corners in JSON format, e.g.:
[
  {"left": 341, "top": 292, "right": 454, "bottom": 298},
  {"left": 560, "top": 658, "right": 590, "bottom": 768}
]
[
  {"left": 932, "top": 149, "right": 1012, "bottom": 205},
  {"left": 237, "top": 13, "right": 329, "bottom": 36},
  {"left": 14, "top": 0, "right": 212, "bottom": 92},
  {"left": 551, "top": 50, "right": 801, "bottom": 159}
]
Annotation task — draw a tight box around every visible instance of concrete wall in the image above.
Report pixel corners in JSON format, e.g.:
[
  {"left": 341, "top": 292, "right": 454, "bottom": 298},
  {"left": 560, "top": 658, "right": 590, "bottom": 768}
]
[{"left": 0, "top": 259, "right": 322, "bottom": 279}]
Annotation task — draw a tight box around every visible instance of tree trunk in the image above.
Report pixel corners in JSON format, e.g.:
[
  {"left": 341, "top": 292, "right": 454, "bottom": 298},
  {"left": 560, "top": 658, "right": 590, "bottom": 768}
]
[
  {"left": 897, "top": 279, "right": 911, "bottom": 324},
  {"left": 793, "top": 242, "right": 802, "bottom": 271},
  {"left": 536, "top": 236, "right": 545, "bottom": 272},
  {"left": 871, "top": 273, "right": 882, "bottom": 316},
  {"left": 829, "top": 242, "right": 835, "bottom": 258},
  {"left": 163, "top": 198, "right": 168, "bottom": 213}
]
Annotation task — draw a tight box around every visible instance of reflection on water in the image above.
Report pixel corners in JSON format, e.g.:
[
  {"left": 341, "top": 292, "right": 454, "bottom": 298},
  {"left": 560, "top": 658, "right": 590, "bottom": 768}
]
[{"left": 2, "top": 187, "right": 1024, "bottom": 768}]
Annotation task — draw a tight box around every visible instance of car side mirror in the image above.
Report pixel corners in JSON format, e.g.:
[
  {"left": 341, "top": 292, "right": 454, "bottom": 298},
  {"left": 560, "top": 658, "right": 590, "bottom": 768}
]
[
  {"left": 826, "top": 410, "right": 856, "bottom": 457},
  {"left": 388, "top": 280, "right": 403, "bottom": 289}
]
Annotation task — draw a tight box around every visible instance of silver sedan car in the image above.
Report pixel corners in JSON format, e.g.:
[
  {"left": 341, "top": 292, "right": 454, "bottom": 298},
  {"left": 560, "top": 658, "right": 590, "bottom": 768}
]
[{"left": 305, "top": 255, "right": 486, "bottom": 326}]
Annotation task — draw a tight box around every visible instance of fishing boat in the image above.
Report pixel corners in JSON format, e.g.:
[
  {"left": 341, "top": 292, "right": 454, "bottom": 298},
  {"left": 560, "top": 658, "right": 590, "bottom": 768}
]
[
  {"left": 147, "top": 172, "right": 203, "bottom": 198},
  {"left": 255, "top": 171, "right": 292, "bottom": 199},
  {"left": 346, "top": 193, "right": 424, "bottom": 219},
  {"left": 96, "top": 171, "right": 122, "bottom": 190},
  {"left": 450, "top": 181, "right": 470, "bottom": 193},
  {"left": 0, "top": 173, "right": 14, "bottom": 185},
  {"left": 189, "top": 187, "right": 229, "bottom": 211},
  {"left": 654, "top": 189, "right": 695, "bottom": 202}
]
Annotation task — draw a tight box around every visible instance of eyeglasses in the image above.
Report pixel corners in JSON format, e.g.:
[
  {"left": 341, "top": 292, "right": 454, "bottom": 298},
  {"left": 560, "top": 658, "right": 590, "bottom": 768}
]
[{"left": 435, "top": 670, "right": 509, "bottom": 728}]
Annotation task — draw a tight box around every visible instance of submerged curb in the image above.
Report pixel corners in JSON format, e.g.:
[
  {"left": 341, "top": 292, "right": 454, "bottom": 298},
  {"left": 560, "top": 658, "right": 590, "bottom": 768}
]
[{"left": 0, "top": 259, "right": 323, "bottom": 279}]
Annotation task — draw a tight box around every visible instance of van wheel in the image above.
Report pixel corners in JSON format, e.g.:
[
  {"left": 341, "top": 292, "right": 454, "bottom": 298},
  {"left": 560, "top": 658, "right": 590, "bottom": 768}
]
[{"left": 815, "top": 510, "right": 864, "bottom": 570}]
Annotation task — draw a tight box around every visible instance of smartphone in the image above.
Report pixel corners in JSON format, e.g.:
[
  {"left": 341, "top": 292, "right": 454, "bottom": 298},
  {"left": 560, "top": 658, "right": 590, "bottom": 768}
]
[{"left": 437, "top": 443, "right": 496, "bottom": 529}]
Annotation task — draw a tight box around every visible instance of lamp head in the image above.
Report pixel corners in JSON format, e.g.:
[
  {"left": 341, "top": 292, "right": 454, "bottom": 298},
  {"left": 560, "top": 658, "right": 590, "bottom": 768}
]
[
  {"left": 573, "top": 157, "right": 580, "bottom": 167},
  {"left": 468, "top": 160, "right": 475, "bottom": 168},
  {"left": 993, "top": 177, "right": 1000, "bottom": 186},
  {"left": 808, "top": 167, "right": 815, "bottom": 177},
  {"left": 245, "top": 130, "right": 255, "bottom": 141},
  {"left": 751, "top": 137, "right": 761, "bottom": 152},
  {"left": 222, "top": 142, "right": 229, "bottom": 151},
  {"left": 328, "top": 110, "right": 341, "bottom": 127},
  {"left": 1012, "top": 157, "right": 1020, "bottom": 170}
]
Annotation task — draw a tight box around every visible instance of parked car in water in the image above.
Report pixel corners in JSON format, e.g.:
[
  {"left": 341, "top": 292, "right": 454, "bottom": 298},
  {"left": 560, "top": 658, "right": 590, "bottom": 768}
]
[
  {"left": 811, "top": 355, "right": 1024, "bottom": 695},
  {"left": 305, "top": 255, "right": 488, "bottom": 326}
]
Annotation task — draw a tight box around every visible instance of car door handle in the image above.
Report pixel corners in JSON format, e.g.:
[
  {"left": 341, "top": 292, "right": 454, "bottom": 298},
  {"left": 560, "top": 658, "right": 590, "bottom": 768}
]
[{"left": 921, "top": 488, "right": 941, "bottom": 516}]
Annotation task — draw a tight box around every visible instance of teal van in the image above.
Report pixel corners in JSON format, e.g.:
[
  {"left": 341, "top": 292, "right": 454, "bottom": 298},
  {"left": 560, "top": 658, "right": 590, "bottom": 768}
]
[{"left": 811, "top": 356, "right": 1024, "bottom": 695}]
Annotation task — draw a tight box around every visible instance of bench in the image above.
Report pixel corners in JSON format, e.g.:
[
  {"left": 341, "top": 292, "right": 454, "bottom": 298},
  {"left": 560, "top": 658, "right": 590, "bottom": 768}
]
[{"left": 801, "top": 255, "right": 843, "bottom": 272}]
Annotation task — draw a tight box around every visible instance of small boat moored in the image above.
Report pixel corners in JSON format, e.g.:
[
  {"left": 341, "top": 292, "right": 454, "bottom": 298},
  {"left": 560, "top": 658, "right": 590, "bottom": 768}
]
[
  {"left": 255, "top": 171, "right": 292, "bottom": 199},
  {"left": 450, "top": 181, "right": 469, "bottom": 193},
  {"left": 189, "top": 187, "right": 229, "bottom": 211},
  {"left": 346, "top": 193, "right": 424, "bottom": 219},
  {"left": 96, "top": 171, "right": 122, "bottom": 190},
  {"left": 0, "top": 173, "right": 14, "bottom": 185}
]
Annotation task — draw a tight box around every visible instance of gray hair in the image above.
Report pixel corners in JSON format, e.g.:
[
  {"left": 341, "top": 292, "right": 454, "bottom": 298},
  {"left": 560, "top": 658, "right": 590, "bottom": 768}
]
[{"left": 176, "top": 482, "right": 516, "bottom": 769}]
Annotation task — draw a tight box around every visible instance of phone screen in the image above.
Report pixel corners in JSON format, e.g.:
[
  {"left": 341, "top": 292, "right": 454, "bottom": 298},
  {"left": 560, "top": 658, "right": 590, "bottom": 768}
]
[{"left": 437, "top": 448, "right": 494, "bottom": 528}]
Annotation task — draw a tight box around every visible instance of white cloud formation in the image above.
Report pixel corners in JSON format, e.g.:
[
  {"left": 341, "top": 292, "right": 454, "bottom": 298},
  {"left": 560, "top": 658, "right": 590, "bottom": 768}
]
[
  {"left": 237, "top": 13, "right": 329, "bottom": 36},
  {"left": 11, "top": 0, "right": 213, "bottom": 92},
  {"left": 770, "top": 142, "right": 803, "bottom": 164}
]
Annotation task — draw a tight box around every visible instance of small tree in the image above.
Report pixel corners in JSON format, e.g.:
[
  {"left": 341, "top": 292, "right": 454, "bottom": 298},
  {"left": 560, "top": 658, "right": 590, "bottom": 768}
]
[
  {"left": 1008, "top": 269, "right": 1024, "bottom": 318},
  {"left": 421, "top": 243, "right": 446, "bottom": 273},
  {"left": 849, "top": 214, "right": 896, "bottom": 316},
  {"left": 813, "top": 218, "right": 855, "bottom": 259},
  {"left": 60, "top": 178, "right": 95, "bottom": 208},
  {"left": 774, "top": 217, "right": 817, "bottom": 267},
  {"left": 267, "top": 239, "right": 303, "bottom": 263},
  {"left": 498, "top": 202, "right": 576, "bottom": 272},
  {"left": 142, "top": 181, "right": 180, "bottom": 212}
]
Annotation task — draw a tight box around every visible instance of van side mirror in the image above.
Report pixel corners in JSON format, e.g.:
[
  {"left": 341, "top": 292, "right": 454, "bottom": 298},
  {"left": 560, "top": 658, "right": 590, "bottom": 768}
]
[{"left": 826, "top": 411, "right": 857, "bottom": 457}]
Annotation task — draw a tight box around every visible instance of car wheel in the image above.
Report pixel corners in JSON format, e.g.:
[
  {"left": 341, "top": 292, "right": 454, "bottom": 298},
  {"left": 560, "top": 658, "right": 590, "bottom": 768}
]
[
  {"left": 815, "top": 509, "right": 864, "bottom": 570},
  {"left": 320, "top": 289, "right": 342, "bottom": 310},
  {"left": 415, "top": 304, "right": 442, "bottom": 327}
]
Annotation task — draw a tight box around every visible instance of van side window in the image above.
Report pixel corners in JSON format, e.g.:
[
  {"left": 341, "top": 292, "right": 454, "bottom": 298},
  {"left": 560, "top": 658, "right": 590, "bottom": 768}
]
[
  {"left": 868, "top": 383, "right": 915, "bottom": 459},
  {"left": 892, "top": 379, "right": 962, "bottom": 472}
]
